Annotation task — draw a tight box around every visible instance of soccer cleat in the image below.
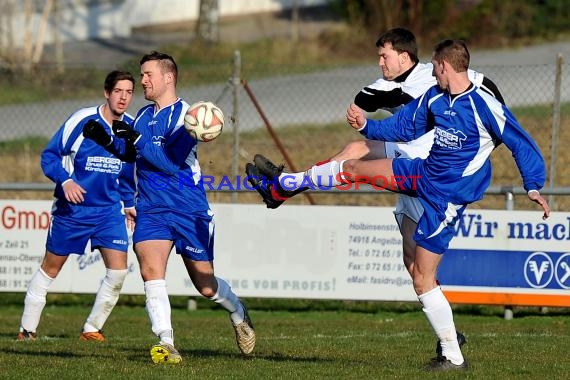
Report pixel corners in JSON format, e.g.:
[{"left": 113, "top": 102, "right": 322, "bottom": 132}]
[
  {"left": 435, "top": 331, "right": 466, "bottom": 358},
  {"left": 150, "top": 342, "right": 182, "bottom": 364},
  {"left": 245, "top": 162, "right": 284, "bottom": 209},
  {"left": 253, "top": 154, "right": 284, "bottom": 183},
  {"left": 80, "top": 330, "right": 105, "bottom": 342},
  {"left": 426, "top": 356, "right": 468, "bottom": 371},
  {"left": 16, "top": 329, "right": 37, "bottom": 341},
  {"left": 253, "top": 154, "right": 302, "bottom": 198},
  {"left": 232, "top": 302, "right": 256, "bottom": 355}
]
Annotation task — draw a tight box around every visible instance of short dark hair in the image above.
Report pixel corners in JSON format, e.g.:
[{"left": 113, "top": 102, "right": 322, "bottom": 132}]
[
  {"left": 433, "top": 39, "right": 470, "bottom": 72},
  {"left": 140, "top": 51, "right": 178, "bottom": 85},
  {"left": 375, "top": 28, "right": 419, "bottom": 63},
  {"left": 104, "top": 70, "right": 135, "bottom": 93}
]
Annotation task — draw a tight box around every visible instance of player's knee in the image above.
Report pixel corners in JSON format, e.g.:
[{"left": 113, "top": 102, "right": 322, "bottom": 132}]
[
  {"left": 333, "top": 141, "right": 365, "bottom": 160},
  {"left": 105, "top": 268, "right": 128, "bottom": 288},
  {"left": 197, "top": 285, "right": 216, "bottom": 298}
]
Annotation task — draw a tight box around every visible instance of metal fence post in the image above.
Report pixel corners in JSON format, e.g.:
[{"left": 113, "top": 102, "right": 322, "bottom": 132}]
[
  {"left": 548, "top": 53, "right": 564, "bottom": 210},
  {"left": 504, "top": 190, "right": 514, "bottom": 320},
  {"left": 231, "top": 50, "right": 241, "bottom": 203}
]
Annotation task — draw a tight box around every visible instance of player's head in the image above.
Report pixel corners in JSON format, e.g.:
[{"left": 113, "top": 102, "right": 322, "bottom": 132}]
[
  {"left": 375, "top": 28, "right": 419, "bottom": 80},
  {"left": 432, "top": 39, "right": 470, "bottom": 72},
  {"left": 103, "top": 70, "right": 135, "bottom": 117},
  {"left": 431, "top": 39, "right": 470, "bottom": 90},
  {"left": 139, "top": 51, "right": 178, "bottom": 101}
]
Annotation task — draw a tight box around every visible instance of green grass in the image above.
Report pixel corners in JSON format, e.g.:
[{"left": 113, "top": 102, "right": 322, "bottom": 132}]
[{"left": 0, "top": 299, "right": 569, "bottom": 379}]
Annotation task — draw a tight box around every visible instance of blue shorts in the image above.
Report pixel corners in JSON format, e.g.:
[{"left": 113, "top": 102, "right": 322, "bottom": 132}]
[
  {"left": 133, "top": 208, "right": 215, "bottom": 261},
  {"left": 392, "top": 158, "right": 467, "bottom": 254},
  {"left": 46, "top": 204, "right": 128, "bottom": 256}
]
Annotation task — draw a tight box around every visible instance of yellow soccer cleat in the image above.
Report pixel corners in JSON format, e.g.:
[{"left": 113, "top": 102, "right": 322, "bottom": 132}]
[{"left": 150, "top": 343, "right": 182, "bottom": 364}]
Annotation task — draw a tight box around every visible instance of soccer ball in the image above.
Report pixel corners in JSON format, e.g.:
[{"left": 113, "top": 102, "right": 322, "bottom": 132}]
[{"left": 184, "top": 101, "right": 224, "bottom": 142}]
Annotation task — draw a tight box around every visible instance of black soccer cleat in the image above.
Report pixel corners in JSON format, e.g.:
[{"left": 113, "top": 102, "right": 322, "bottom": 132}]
[
  {"left": 435, "top": 331, "right": 466, "bottom": 358},
  {"left": 245, "top": 163, "right": 284, "bottom": 209},
  {"left": 425, "top": 356, "right": 468, "bottom": 371},
  {"left": 253, "top": 154, "right": 308, "bottom": 199}
]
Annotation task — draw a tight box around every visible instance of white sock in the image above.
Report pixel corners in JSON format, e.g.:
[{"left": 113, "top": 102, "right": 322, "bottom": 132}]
[
  {"left": 83, "top": 268, "right": 128, "bottom": 332},
  {"left": 278, "top": 172, "right": 307, "bottom": 191},
  {"left": 21, "top": 268, "right": 54, "bottom": 333},
  {"left": 210, "top": 277, "right": 244, "bottom": 324},
  {"left": 418, "top": 286, "right": 464, "bottom": 365},
  {"left": 144, "top": 279, "right": 174, "bottom": 346},
  {"left": 308, "top": 160, "right": 344, "bottom": 188}
]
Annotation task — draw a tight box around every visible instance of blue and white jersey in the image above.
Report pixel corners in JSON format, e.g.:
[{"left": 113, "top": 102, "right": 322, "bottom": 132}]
[
  {"left": 41, "top": 105, "right": 136, "bottom": 212},
  {"left": 132, "top": 98, "right": 210, "bottom": 213},
  {"left": 360, "top": 84, "right": 545, "bottom": 204}
]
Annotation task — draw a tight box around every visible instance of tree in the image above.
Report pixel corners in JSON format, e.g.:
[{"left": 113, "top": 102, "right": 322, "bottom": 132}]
[{"left": 196, "top": 0, "right": 219, "bottom": 43}]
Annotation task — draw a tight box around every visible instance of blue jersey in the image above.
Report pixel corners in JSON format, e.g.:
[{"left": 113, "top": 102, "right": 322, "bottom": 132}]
[
  {"left": 360, "top": 84, "right": 546, "bottom": 204},
  {"left": 131, "top": 98, "right": 209, "bottom": 213},
  {"left": 41, "top": 105, "right": 136, "bottom": 212}
]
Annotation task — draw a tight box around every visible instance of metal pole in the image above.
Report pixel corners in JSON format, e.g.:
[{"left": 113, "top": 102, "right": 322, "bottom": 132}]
[
  {"left": 504, "top": 190, "right": 514, "bottom": 320},
  {"left": 548, "top": 53, "right": 564, "bottom": 210},
  {"left": 241, "top": 79, "right": 316, "bottom": 205},
  {"left": 231, "top": 50, "right": 241, "bottom": 203}
]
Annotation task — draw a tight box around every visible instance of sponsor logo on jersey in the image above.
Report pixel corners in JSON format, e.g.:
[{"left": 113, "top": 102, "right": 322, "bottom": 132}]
[
  {"left": 152, "top": 135, "right": 164, "bottom": 147},
  {"left": 434, "top": 127, "right": 466, "bottom": 150},
  {"left": 85, "top": 156, "right": 121, "bottom": 174}
]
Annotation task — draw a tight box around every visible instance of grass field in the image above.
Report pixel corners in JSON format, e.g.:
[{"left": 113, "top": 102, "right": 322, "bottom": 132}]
[{"left": 1, "top": 298, "right": 569, "bottom": 379}]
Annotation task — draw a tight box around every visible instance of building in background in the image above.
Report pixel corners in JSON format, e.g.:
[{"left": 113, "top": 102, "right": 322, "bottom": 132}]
[{"left": 0, "top": 0, "right": 328, "bottom": 48}]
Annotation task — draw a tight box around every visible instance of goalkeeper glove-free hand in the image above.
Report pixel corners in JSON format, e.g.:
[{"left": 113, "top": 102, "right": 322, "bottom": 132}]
[
  {"left": 112, "top": 120, "right": 141, "bottom": 143},
  {"left": 83, "top": 119, "right": 112, "bottom": 146}
]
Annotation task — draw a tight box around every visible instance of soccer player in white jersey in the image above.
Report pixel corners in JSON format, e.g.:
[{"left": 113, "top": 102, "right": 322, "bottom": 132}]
[
  {"left": 247, "top": 28, "right": 504, "bottom": 360},
  {"left": 261, "top": 39, "right": 550, "bottom": 370},
  {"left": 86, "top": 51, "right": 255, "bottom": 364},
  {"left": 17, "top": 70, "right": 136, "bottom": 342}
]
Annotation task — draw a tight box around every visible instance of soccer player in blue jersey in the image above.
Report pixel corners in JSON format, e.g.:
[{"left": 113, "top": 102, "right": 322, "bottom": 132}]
[
  {"left": 252, "top": 40, "right": 550, "bottom": 370},
  {"left": 87, "top": 51, "right": 255, "bottom": 364},
  {"left": 248, "top": 28, "right": 504, "bottom": 361},
  {"left": 17, "top": 70, "right": 136, "bottom": 342}
]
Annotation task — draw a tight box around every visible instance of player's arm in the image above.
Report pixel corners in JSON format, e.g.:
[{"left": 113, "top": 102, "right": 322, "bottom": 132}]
[
  {"left": 118, "top": 161, "right": 136, "bottom": 209},
  {"left": 118, "top": 161, "right": 136, "bottom": 230},
  {"left": 41, "top": 129, "right": 70, "bottom": 184},
  {"left": 41, "top": 122, "right": 86, "bottom": 203},
  {"left": 494, "top": 108, "right": 546, "bottom": 192},
  {"left": 356, "top": 91, "right": 432, "bottom": 142},
  {"left": 354, "top": 86, "right": 414, "bottom": 112},
  {"left": 485, "top": 103, "right": 548, "bottom": 218},
  {"left": 135, "top": 125, "right": 196, "bottom": 175}
]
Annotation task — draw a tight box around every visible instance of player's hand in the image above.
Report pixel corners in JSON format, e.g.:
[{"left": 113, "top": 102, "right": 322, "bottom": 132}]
[
  {"left": 112, "top": 120, "right": 141, "bottom": 143},
  {"left": 125, "top": 207, "right": 136, "bottom": 231},
  {"left": 62, "top": 180, "right": 86, "bottom": 204},
  {"left": 346, "top": 103, "right": 366, "bottom": 130},
  {"left": 83, "top": 119, "right": 112, "bottom": 146},
  {"left": 528, "top": 190, "right": 550, "bottom": 220}
]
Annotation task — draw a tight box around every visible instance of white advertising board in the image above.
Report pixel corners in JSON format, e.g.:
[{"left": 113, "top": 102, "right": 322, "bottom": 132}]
[{"left": 0, "top": 200, "right": 568, "bottom": 306}]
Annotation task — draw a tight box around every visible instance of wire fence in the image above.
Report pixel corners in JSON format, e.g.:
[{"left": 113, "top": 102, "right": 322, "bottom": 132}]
[{"left": 0, "top": 54, "right": 568, "bottom": 210}]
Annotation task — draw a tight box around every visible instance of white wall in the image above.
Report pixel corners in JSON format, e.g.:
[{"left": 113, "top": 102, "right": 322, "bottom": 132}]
[{"left": 3, "top": 0, "right": 328, "bottom": 47}]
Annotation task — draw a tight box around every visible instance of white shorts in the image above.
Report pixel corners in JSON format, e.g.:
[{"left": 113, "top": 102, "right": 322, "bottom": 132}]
[
  {"left": 384, "top": 131, "right": 433, "bottom": 160},
  {"left": 381, "top": 132, "right": 433, "bottom": 228},
  {"left": 393, "top": 194, "right": 424, "bottom": 227}
]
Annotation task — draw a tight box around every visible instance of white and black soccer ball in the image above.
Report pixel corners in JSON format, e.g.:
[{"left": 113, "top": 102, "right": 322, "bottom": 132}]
[{"left": 184, "top": 101, "right": 224, "bottom": 142}]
